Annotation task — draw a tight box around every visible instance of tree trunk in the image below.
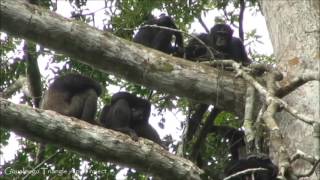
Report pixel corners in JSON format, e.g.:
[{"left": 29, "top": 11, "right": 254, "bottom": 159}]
[{"left": 260, "top": 0, "right": 320, "bottom": 179}]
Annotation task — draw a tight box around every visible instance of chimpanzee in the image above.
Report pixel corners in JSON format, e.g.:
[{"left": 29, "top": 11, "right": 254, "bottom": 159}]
[
  {"left": 185, "top": 33, "right": 210, "bottom": 60},
  {"left": 184, "top": 24, "right": 251, "bottom": 141},
  {"left": 185, "top": 24, "right": 251, "bottom": 65},
  {"left": 224, "top": 155, "right": 278, "bottom": 180},
  {"left": 99, "top": 92, "right": 164, "bottom": 147},
  {"left": 210, "top": 24, "right": 251, "bottom": 65},
  {"left": 41, "top": 74, "right": 102, "bottom": 124},
  {"left": 133, "top": 14, "right": 183, "bottom": 56},
  {"left": 210, "top": 126, "right": 246, "bottom": 161}
]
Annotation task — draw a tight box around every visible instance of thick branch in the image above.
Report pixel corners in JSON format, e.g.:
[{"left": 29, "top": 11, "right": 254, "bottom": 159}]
[
  {"left": 263, "top": 73, "right": 291, "bottom": 179},
  {"left": 0, "top": 0, "right": 247, "bottom": 117},
  {"left": 243, "top": 85, "right": 255, "bottom": 152},
  {"left": 0, "top": 98, "right": 203, "bottom": 180}
]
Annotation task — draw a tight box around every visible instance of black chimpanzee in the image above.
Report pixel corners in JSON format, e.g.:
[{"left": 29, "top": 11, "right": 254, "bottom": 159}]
[
  {"left": 185, "top": 24, "right": 251, "bottom": 65},
  {"left": 133, "top": 14, "right": 183, "bottom": 56},
  {"left": 99, "top": 92, "right": 164, "bottom": 147},
  {"left": 210, "top": 24, "right": 251, "bottom": 65},
  {"left": 210, "top": 126, "right": 246, "bottom": 161},
  {"left": 185, "top": 33, "right": 210, "bottom": 60},
  {"left": 224, "top": 155, "right": 278, "bottom": 180},
  {"left": 41, "top": 73, "right": 102, "bottom": 124},
  {"left": 184, "top": 24, "right": 251, "bottom": 143}
]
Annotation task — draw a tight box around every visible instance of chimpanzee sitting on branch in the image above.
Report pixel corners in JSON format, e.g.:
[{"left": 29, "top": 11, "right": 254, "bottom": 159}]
[
  {"left": 99, "top": 92, "right": 165, "bottom": 148},
  {"left": 41, "top": 73, "right": 102, "bottom": 124},
  {"left": 224, "top": 154, "right": 278, "bottom": 180},
  {"left": 185, "top": 23, "right": 251, "bottom": 66},
  {"left": 133, "top": 14, "right": 183, "bottom": 56}
]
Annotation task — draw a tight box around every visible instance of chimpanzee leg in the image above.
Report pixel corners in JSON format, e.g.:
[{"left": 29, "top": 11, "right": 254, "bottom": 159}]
[
  {"left": 80, "top": 89, "right": 98, "bottom": 124},
  {"left": 133, "top": 123, "right": 166, "bottom": 149}
]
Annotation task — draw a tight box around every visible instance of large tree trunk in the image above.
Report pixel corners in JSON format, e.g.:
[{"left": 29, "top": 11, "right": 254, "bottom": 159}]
[{"left": 260, "top": 0, "right": 320, "bottom": 179}]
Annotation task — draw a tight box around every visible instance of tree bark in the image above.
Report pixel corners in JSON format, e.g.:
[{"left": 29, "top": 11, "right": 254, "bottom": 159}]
[
  {"left": 260, "top": 0, "right": 320, "bottom": 179},
  {"left": 0, "top": 0, "right": 248, "bottom": 118},
  {"left": 0, "top": 98, "right": 203, "bottom": 180}
]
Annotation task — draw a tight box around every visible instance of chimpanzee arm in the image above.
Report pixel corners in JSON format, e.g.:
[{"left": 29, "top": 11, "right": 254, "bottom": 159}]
[
  {"left": 99, "top": 104, "right": 110, "bottom": 126},
  {"left": 68, "top": 89, "right": 99, "bottom": 123},
  {"left": 185, "top": 33, "right": 210, "bottom": 60},
  {"left": 152, "top": 30, "right": 173, "bottom": 53},
  {"left": 133, "top": 27, "right": 156, "bottom": 47},
  {"left": 231, "top": 38, "right": 251, "bottom": 65},
  {"left": 133, "top": 123, "right": 166, "bottom": 148},
  {"left": 174, "top": 31, "right": 183, "bottom": 48}
]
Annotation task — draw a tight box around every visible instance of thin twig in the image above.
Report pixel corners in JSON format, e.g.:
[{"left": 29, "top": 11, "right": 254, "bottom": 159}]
[{"left": 224, "top": 168, "right": 268, "bottom": 180}]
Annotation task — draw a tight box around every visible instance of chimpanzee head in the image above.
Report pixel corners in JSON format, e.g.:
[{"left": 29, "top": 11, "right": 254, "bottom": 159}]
[
  {"left": 210, "top": 24, "right": 234, "bottom": 50},
  {"left": 157, "top": 14, "right": 175, "bottom": 27},
  {"left": 131, "top": 99, "right": 151, "bottom": 124}
]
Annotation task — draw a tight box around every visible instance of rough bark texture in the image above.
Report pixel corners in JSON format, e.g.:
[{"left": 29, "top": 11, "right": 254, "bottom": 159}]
[
  {"left": 0, "top": 98, "right": 203, "bottom": 180},
  {"left": 260, "top": 0, "right": 320, "bottom": 179},
  {"left": 0, "top": 0, "right": 248, "bottom": 118}
]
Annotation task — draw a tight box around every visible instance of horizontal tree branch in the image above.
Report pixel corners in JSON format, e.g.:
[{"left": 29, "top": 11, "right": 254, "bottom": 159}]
[
  {"left": 0, "top": 0, "right": 247, "bottom": 118},
  {"left": 0, "top": 98, "right": 203, "bottom": 180}
]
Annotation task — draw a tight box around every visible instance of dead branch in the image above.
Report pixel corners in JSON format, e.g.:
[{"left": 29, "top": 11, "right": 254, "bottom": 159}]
[
  {"left": 254, "top": 104, "right": 267, "bottom": 153},
  {"left": 263, "top": 102, "right": 290, "bottom": 179},
  {"left": 264, "top": 73, "right": 291, "bottom": 179},
  {"left": 243, "top": 85, "right": 256, "bottom": 152},
  {"left": 223, "top": 167, "right": 268, "bottom": 180}
]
